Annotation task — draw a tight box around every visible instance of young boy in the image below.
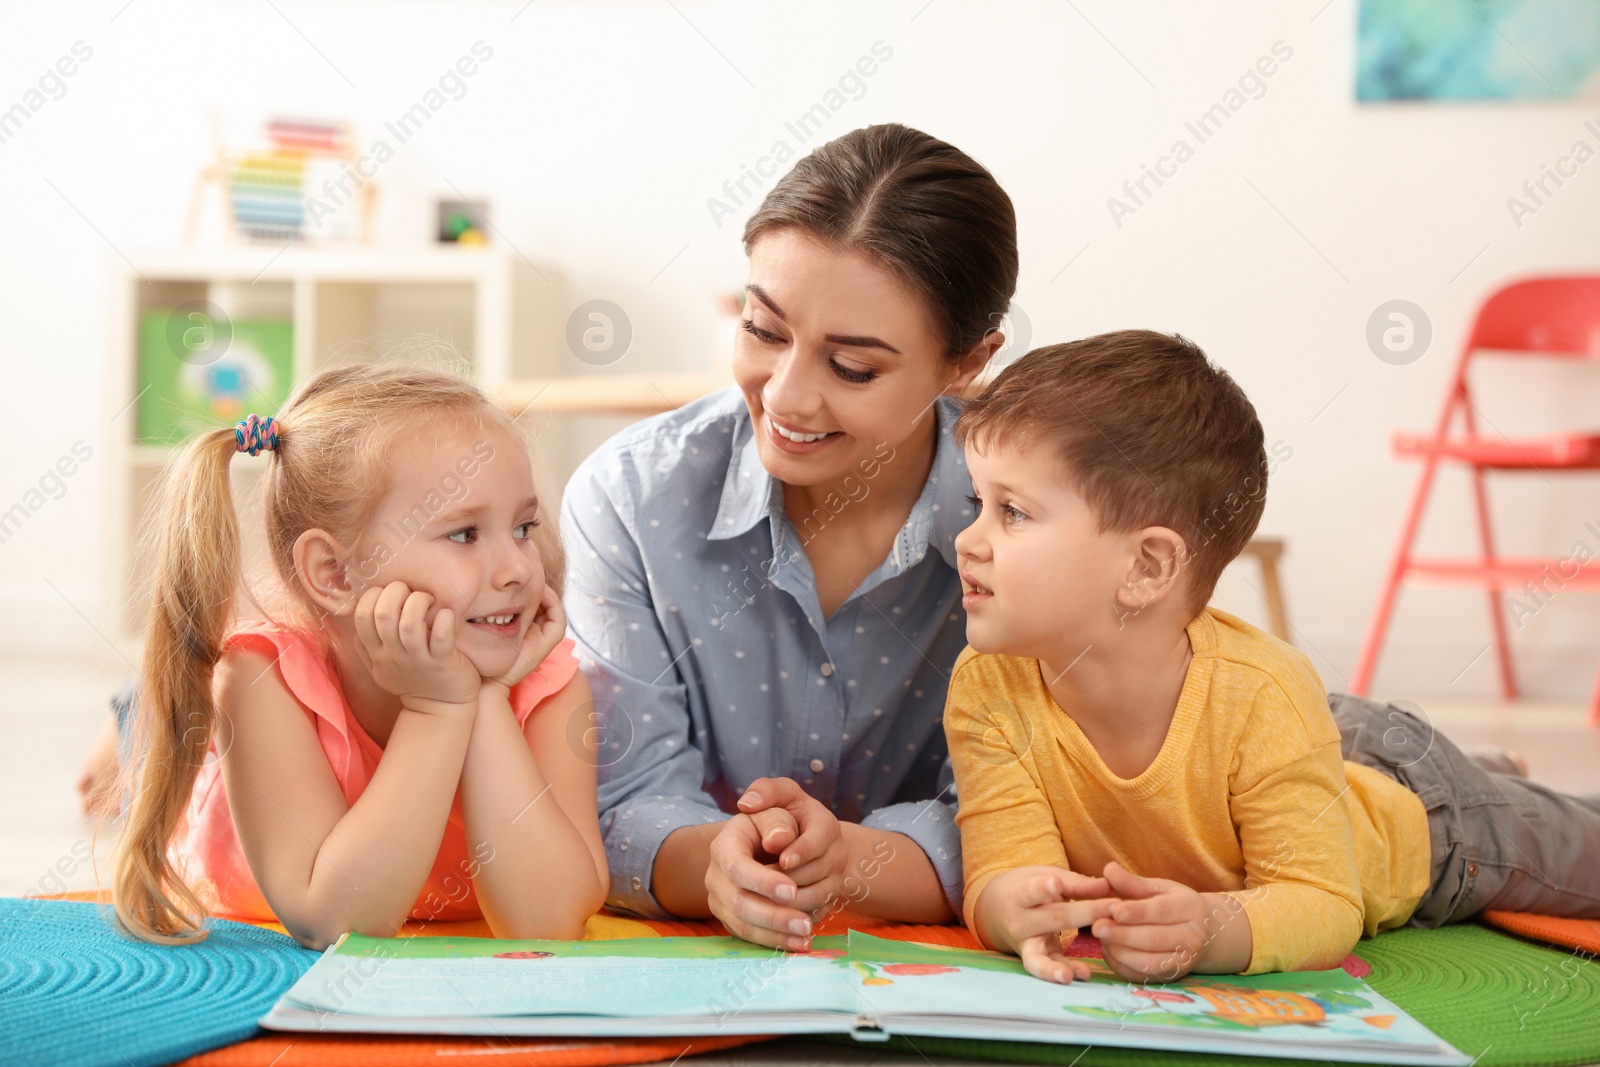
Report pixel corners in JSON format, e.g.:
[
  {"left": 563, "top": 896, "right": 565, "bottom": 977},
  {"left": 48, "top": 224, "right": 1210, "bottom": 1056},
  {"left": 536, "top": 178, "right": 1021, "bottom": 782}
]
[{"left": 945, "top": 330, "right": 1600, "bottom": 985}]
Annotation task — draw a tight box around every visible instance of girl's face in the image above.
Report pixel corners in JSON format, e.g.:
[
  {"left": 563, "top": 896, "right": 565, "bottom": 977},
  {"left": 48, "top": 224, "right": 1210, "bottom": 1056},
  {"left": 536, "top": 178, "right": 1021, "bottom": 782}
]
[
  {"left": 733, "top": 229, "right": 980, "bottom": 490},
  {"left": 345, "top": 421, "right": 546, "bottom": 681}
]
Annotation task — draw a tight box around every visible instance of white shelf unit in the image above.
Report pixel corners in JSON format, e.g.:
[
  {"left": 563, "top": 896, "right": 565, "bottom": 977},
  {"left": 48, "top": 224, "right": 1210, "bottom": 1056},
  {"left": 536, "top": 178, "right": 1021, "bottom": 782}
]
[{"left": 106, "top": 246, "right": 570, "bottom": 637}]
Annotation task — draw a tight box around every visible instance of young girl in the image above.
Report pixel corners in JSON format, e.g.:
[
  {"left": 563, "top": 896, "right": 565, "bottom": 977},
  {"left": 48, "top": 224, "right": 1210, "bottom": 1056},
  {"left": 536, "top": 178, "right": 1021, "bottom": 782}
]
[{"left": 113, "top": 363, "right": 607, "bottom": 949}]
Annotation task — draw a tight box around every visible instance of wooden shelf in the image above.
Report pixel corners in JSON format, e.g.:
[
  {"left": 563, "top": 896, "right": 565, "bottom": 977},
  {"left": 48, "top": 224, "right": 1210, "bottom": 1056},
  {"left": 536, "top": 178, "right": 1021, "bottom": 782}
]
[{"left": 496, "top": 374, "right": 731, "bottom": 417}]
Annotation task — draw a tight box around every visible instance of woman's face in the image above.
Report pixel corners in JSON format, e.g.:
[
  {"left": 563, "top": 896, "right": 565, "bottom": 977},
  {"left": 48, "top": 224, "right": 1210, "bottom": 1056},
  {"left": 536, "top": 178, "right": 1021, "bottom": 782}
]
[{"left": 734, "top": 229, "right": 978, "bottom": 490}]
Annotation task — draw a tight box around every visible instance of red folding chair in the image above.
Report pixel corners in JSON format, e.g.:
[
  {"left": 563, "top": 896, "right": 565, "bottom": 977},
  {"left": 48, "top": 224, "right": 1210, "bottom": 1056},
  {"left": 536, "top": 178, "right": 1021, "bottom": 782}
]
[{"left": 1350, "top": 277, "right": 1600, "bottom": 725}]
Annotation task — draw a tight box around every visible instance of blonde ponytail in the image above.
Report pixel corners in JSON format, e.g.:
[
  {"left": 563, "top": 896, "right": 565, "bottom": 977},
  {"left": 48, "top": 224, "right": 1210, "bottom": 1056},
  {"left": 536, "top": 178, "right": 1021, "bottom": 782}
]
[{"left": 113, "top": 427, "right": 245, "bottom": 942}]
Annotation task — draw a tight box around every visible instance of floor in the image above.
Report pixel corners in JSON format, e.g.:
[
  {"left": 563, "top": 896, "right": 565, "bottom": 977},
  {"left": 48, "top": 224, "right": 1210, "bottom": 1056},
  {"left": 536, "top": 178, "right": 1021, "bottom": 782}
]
[{"left": 3, "top": 654, "right": 1598, "bottom": 1066}]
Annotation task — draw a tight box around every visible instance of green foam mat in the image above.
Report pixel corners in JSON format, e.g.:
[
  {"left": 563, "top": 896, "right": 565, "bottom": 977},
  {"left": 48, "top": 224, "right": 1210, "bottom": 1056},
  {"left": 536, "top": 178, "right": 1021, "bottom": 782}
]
[{"left": 820, "top": 923, "right": 1600, "bottom": 1066}]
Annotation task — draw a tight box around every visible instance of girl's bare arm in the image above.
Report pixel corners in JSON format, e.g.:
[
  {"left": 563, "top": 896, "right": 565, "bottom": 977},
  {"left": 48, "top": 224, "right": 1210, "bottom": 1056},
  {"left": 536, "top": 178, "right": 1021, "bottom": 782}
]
[
  {"left": 216, "top": 646, "right": 476, "bottom": 949},
  {"left": 458, "top": 672, "right": 607, "bottom": 938}
]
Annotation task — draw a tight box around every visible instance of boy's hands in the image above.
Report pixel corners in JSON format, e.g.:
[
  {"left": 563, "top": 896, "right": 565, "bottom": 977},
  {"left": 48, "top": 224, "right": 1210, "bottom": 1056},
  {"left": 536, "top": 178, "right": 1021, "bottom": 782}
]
[
  {"left": 351, "top": 581, "right": 480, "bottom": 716},
  {"left": 1091, "top": 861, "right": 1248, "bottom": 982},
  {"left": 979, "top": 866, "right": 1117, "bottom": 984},
  {"left": 481, "top": 586, "right": 568, "bottom": 695}
]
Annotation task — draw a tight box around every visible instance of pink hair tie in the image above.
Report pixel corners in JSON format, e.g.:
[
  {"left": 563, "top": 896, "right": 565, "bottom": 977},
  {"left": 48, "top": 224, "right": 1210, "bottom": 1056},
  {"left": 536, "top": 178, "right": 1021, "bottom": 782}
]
[{"left": 235, "top": 414, "right": 279, "bottom": 457}]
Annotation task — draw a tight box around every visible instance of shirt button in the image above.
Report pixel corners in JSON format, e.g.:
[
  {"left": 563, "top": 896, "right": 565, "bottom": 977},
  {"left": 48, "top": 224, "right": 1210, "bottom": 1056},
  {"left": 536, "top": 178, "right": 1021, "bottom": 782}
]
[
  {"left": 1466, "top": 862, "right": 1479, "bottom": 878},
  {"left": 631, "top": 876, "right": 642, "bottom": 891},
  {"left": 810, "top": 758, "right": 825, "bottom": 773},
  {"left": 820, "top": 663, "right": 835, "bottom": 677}
]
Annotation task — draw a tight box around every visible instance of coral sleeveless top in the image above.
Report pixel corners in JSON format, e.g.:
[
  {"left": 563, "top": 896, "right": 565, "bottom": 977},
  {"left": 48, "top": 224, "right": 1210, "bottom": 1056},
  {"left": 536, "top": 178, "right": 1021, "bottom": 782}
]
[{"left": 178, "top": 625, "right": 580, "bottom": 923}]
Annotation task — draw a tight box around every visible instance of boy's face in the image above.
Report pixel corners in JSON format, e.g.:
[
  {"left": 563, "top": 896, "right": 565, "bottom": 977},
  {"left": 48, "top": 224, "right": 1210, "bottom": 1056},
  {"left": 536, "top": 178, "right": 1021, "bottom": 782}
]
[{"left": 954, "top": 440, "right": 1134, "bottom": 661}]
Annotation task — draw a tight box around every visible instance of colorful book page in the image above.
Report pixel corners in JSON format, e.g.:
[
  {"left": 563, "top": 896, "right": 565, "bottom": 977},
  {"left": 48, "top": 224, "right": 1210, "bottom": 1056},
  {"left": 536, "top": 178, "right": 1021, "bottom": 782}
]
[{"left": 265, "top": 930, "right": 1468, "bottom": 1065}]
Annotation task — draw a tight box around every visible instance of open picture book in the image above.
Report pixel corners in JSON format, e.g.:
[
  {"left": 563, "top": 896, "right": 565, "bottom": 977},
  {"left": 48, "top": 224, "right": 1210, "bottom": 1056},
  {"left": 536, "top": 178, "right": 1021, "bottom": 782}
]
[{"left": 263, "top": 929, "right": 1469, "bottom": 1064}]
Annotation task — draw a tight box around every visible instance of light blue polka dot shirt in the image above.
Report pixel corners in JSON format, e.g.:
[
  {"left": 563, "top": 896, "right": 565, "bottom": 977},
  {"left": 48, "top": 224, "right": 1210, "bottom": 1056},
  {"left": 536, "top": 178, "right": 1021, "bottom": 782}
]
[{"left": 560, "top": 387, "right": 974, "bottom": 920}]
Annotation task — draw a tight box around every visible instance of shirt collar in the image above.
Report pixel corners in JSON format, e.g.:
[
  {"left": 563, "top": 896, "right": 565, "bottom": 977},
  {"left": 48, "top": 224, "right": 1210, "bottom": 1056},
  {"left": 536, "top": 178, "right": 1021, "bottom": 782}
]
[
  {"left": 709, "top": 414, "right": 777, "bottom": 541},
  {"left": 708, "top": 397, "right": 973, "bottom": 573},
  {"left": 902, "top": 396, "right": 972, "bottom": 573}
]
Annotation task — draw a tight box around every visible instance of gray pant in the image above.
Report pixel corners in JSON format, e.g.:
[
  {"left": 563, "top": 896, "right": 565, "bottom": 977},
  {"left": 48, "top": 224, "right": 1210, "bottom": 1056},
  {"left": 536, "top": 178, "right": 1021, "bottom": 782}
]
[{"left": 1329, "top": 692, "right": 1600, "bottom": 927}]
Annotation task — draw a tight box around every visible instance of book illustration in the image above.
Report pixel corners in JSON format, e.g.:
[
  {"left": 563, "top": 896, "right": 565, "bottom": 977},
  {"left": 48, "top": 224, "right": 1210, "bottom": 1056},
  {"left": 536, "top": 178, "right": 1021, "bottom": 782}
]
[
  {"left": 267, "top": 929, "right": 1468, "bottom": 1064},
  {"left": 815, "top": 935, "right": 1420, "bottom": 1045}
]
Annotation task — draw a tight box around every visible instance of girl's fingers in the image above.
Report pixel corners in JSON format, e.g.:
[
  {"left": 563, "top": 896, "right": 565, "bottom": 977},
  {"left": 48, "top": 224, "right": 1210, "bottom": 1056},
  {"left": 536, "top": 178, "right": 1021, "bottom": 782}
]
[
  {"left": 351, "top": 586, "right": 384, "bottom": 652},
  {"left": 536, "top": 585, "right": 566, "bottom": 635},
  {"left": 372, "top": 581, "right": 411, "bottom": 644},
  {"left": 429, "top": 607, "right": 456, "bottom": 659},
  {"left": 397, "top": 590, "right": 435, "bottom": 656}
]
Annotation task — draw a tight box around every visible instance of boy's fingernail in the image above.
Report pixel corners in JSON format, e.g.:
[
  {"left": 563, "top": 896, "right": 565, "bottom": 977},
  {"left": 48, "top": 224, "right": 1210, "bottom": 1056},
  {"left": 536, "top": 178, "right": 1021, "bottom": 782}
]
[
  {"left": 738, "top": 792, "right": 758, "bottom": 807},
  {"left": 789, "top": 918, "right": 811, "bottom": 935},
  {"left": 775, "top": 884, "right": 796, "bottom": 902}
]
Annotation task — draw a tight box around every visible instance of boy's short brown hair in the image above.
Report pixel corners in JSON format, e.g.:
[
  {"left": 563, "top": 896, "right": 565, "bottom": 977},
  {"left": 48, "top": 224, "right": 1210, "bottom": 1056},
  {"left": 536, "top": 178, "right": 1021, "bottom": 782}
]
[{"left": 956, "top": 329, "right": 1268, "bottom": 612}]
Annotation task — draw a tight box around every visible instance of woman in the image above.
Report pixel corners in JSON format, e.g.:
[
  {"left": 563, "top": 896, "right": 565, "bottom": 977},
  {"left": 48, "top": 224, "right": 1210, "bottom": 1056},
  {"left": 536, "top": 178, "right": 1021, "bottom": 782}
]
[{"left": 563, "top": 123, "right": 1018, "bottom": 950}]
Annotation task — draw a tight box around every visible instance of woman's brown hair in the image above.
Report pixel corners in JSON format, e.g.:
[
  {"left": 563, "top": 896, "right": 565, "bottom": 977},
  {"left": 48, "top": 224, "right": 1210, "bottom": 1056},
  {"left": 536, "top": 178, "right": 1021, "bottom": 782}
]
[
  {"left": 743, "top": 123, "right": 1019, "bottom": 361},
  {"left": 112, "top": 362, "right": 563, "bottom": 943}
]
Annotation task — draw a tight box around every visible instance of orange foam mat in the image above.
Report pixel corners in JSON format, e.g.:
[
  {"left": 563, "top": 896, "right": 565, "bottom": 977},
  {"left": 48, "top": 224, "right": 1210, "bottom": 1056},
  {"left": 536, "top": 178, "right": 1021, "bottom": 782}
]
[
  {"left": 1482, "top": 909, "right": 1600, "bottom": 956},
  {"left": 181, "top": 1033, "right": 764, "bottom": 1067}
]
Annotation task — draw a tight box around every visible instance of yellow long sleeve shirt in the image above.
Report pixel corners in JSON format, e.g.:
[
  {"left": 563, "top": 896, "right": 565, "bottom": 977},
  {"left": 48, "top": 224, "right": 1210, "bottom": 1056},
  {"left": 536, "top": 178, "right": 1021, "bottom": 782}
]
[{"left": 945, "top": 607, "right": 1431, "bottom": 974}]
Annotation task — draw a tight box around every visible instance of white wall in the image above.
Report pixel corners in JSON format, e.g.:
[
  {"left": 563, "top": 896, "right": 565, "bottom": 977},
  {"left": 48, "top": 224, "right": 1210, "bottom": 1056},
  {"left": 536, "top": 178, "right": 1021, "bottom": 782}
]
[{"left": 2, "top": 0, "right": 1598, "bottom": 701}]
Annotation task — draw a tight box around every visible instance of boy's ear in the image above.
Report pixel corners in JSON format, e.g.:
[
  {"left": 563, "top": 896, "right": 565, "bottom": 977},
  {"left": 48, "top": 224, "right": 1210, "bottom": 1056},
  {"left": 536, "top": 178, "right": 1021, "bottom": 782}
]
[
  {"left": 294, "top": 528, "right": 358, "bottom": 618},
  {"left": 1115, "top": 527, "right": 1191, "bottom": 615}
]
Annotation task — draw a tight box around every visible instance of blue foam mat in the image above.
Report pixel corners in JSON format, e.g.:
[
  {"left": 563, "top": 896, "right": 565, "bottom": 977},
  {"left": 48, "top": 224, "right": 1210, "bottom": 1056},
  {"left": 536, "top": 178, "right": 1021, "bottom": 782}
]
[{"left": 0, "top": 897, "right": 318, "bottom": 1067}]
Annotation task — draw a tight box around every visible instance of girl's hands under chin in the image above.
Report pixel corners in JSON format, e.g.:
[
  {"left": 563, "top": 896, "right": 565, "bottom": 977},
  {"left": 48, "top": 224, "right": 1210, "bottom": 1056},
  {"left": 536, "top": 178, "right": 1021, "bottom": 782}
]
[
  {"left": 480, "top": 586, "right": 567, "bottom": 695},
  {"left": 351, "top": 580, "right": 481, "bottom": 716}
]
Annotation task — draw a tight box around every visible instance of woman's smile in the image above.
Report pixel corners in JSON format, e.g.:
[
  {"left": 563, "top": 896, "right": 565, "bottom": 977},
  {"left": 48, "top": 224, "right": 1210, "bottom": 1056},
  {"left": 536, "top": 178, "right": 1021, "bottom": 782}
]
[{"left": 767, "top": 414, "right": 843, "bottom": 453}]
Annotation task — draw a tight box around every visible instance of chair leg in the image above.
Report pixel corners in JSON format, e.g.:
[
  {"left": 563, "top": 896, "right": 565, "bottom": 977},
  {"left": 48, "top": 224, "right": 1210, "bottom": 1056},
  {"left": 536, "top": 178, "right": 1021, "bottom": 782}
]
[
  {"left": 1468, "top": 465, "right": 1517, "bottom": 701},
  {"left": 1352, "top": 456, "right": 1443, "bottom": 696}
]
